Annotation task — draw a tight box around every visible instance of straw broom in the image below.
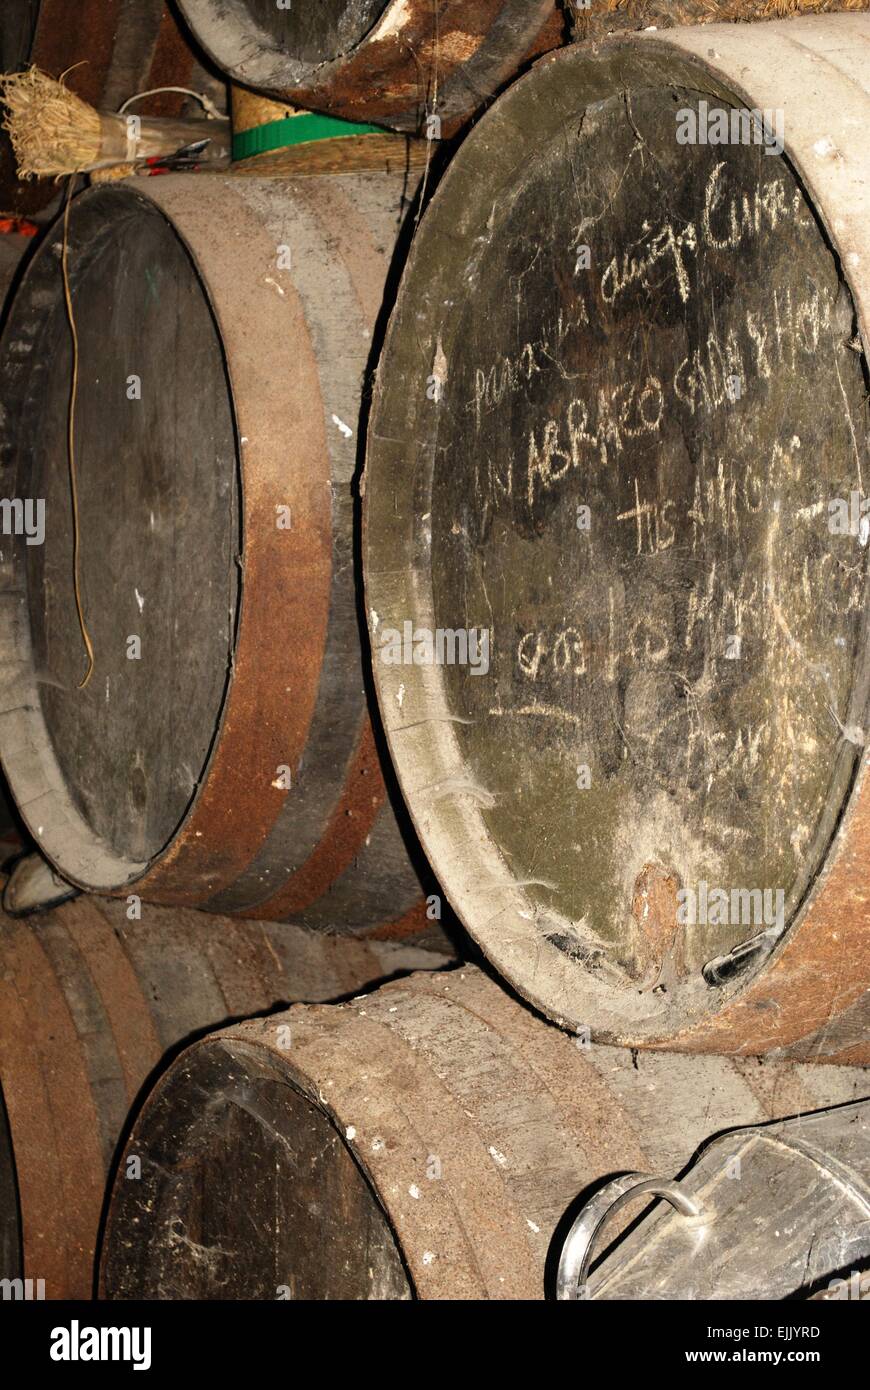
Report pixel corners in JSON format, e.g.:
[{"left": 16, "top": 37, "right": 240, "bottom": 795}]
[{"left": 0, "top": 68, "right": 230, "bottom": 181}]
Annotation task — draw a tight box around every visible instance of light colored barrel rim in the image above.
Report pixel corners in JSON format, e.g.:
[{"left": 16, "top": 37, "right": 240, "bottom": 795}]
[
  {"left": 0, "top": 183, "right": 243, "bottom": 892},
  {"left": 177, "top": 0, "right": 392, "bottom": 93},
  {"left": 101, "top": 1034, "right": 415, "bottom": 1300},
  {"left": 364, "top": 19, "right": 870, "bottom": 1043}
]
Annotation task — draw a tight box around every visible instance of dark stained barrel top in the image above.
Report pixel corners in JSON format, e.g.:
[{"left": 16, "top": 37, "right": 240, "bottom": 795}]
[
  {"left": 102, "top": 1039, "right": 411, "bottom": 1300},
  {"left": 430, "top": 87, "right": 867, "bottom": 975},
  {"left": 238, "top": 0, "right": 387, "bottom": 63},
  {"left": 365, "top": 41, "right": 869, "bottom": 1038},
  {"left": 1, "top": 187, "right": 239, "bottom": 869},
  {"left": 179, "top": 1, "right": 560, "bottom": 135}
]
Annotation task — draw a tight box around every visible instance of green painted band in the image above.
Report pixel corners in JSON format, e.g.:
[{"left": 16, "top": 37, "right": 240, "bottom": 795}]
[{"left": 232, "top": 112, "right": 385, "bottom": 161}]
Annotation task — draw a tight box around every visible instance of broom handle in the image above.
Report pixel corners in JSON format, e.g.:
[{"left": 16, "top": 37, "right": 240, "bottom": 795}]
[{"left": 95, "top": 114, "right": 231, "bottom": 168}]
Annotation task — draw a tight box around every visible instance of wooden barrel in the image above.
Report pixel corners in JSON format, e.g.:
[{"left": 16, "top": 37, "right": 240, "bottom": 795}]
[
  {"left": 0, "top": 172, "right": 443, "bottom": 940},
  {"left": 175, "top": 0, "right": 565, "bottom": 136},
  {"left": 0, "top": 893, "right": 449, "bottom": 1298},
  {"left": 0, "top": 0, "right": 225, "bottom": 216},
  {"left": 363, "top": 15, "right": 870, "bottom": 1056},
  {"left": 99, "top": 964, "right": 869, "bottom": 1300}
]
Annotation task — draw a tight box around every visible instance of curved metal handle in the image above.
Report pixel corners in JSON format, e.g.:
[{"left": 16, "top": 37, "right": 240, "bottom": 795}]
[{"left": 556, "top": 1172, "right": 703, "bottom": 1300}]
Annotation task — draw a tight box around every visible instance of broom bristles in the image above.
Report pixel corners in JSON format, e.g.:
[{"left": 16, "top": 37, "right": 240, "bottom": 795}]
[
  {"left": 0, "top": 67, "right": 101, "bottom": 179},
  {"left": 598, "top": 0, "right": 868, "bottom": 16}
]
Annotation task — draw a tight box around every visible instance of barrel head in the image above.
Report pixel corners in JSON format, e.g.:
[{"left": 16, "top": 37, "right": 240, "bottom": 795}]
[
  {"left": 364, "top": 25, "right": 870, "bottom": 1046},
  {"left": 0, "top": 186, "right": 239, "bottom": 881},
  {"left": 101, "top": 1038, "right": 412, "bottom": 1300}
]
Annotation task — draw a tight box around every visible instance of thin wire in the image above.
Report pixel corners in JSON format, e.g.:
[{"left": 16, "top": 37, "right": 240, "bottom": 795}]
[
  {"left": 117, "top": 86, "right": 223, "bottom": 118},
  {"left": 61, "top": 175, "right": 94, "bottom": 690}
]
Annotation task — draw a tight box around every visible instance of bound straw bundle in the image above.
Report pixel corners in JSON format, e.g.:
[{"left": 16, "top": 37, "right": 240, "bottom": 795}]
[
  {"left": 0, "top": 67, "right": 229, "bottom": 179},
  {"left": 0, "top": 67, "right": 100, "bottom": 176},
  {"left": 570, "top": 0, "right": 869, "bottom": 36}
]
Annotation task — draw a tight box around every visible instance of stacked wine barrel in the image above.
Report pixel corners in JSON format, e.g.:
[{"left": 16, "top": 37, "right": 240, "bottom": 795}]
[
  {"left": 0, "top": 170, "right": 450, "bottom": 944},
  {"left": 0, "top": 895, "right": 448, "bottom": 1298},
  {"left": 0, "top": 4, "right": 867, "bottom": 1304},
  {"left": 102, "top": 965, "right": 870, "bottom": 1300},
  {"left": 364, "top": 11, "right": 870, "bottom": 1064}
]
